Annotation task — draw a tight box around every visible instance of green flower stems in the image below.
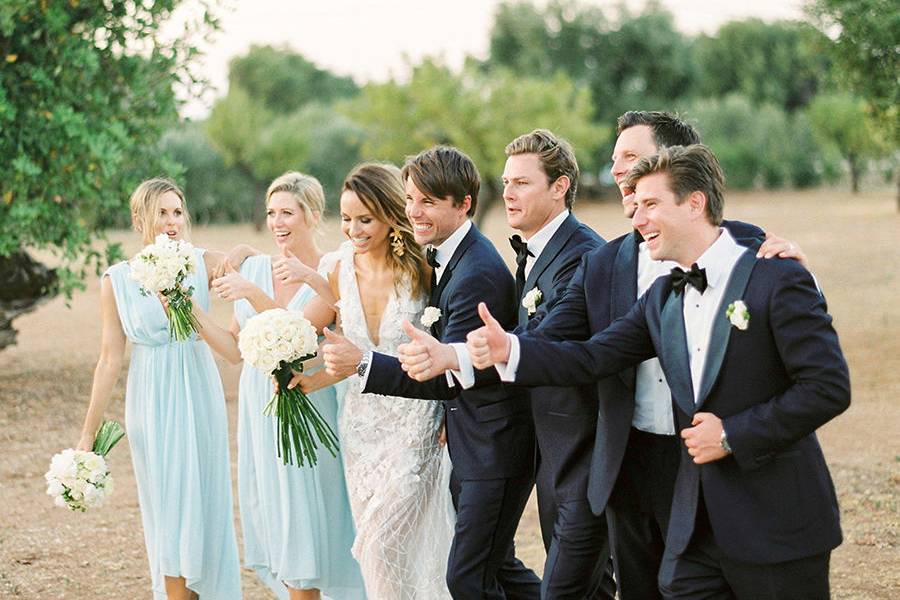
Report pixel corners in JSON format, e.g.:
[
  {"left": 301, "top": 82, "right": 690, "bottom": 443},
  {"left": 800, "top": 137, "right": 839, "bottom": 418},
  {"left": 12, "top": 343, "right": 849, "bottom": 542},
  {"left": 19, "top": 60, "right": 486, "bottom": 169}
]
[
  {"left": 92, "top": 420, "right": 125, "bottom": 456},
  {"left": 265, "top": 360, "right": 340, "bottom": 467}
]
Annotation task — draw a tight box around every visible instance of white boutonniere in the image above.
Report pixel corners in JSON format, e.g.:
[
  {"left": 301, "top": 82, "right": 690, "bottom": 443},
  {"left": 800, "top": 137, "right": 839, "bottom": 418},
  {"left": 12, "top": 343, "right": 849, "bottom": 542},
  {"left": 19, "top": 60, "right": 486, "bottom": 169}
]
[
  {"left": 420, "top": 306, "right": 442, "bottom": 328},
  {"left": 522, "top": 287, "right": 542, "bottom": 316},
  {"left": 726, "top": 300, "right": 750, "bottom": 330}
]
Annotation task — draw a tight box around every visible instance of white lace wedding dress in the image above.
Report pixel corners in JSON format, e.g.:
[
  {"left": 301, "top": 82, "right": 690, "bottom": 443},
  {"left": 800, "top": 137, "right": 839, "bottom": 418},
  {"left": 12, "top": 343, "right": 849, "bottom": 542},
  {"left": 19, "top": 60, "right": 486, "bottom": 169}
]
[{"left": 332, "top": 241, "right": 455, "bottom": 599}]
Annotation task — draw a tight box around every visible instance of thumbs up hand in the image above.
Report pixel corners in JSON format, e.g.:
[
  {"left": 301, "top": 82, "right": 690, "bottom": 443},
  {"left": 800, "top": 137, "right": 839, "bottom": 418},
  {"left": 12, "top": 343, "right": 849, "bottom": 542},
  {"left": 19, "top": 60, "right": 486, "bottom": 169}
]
[
  {"left": 397, "top": 320, "right": 459, "bottom": 382},
  {"left": 322, "top": 328, "right": 363, "bottom": 379},
  {"left": 466, "top": 302, "right": 511, "bottom": 369},
  {"left": 272, "top": 248, "right": 316, "bottom": 285}
]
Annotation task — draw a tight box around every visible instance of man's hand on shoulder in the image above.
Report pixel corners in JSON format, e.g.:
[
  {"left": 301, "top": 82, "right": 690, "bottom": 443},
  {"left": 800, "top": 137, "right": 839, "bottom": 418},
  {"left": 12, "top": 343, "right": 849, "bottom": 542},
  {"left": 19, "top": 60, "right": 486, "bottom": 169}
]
[{"left": 757, "top": 232, "right": 809, "bottom": 270}]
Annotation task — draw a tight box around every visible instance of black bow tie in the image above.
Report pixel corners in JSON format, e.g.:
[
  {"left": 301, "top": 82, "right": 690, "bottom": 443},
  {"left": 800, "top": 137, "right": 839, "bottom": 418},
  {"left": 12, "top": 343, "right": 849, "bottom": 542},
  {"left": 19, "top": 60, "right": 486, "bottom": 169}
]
[
  {"left": 425, "top": 246, "right": 440, "bottom": 269},
  {"left": 509, "top": 235, "right": 533, "bottom": 267},
  {"left": 671, "top": 263, "right": 708, "bottom": 295}
]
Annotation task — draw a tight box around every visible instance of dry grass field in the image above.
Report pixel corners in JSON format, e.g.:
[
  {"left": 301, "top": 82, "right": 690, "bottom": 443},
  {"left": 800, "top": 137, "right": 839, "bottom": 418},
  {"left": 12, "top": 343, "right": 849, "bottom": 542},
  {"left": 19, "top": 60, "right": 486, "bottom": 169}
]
[{"left": 1, "top": 188, "right": 897, "bottom": 598}]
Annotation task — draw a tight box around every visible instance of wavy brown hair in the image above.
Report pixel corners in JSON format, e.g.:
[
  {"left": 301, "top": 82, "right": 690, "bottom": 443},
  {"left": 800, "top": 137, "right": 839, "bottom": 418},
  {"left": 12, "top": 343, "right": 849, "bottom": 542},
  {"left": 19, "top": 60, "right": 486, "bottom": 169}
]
[{"left": 342, "top": 163, "right": 429, "bottom": 296}]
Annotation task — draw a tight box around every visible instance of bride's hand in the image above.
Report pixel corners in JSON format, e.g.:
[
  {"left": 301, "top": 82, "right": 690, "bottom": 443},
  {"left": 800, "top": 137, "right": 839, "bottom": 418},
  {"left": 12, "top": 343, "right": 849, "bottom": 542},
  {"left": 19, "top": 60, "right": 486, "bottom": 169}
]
[
  {"left": 272, "top": 250, "right": 316, "bottom": 285},
  {"left": 75, "top": 435, "right": 94, "bottom": 452},
  {"left": 288, "top": 370, "right": 335, "bottom": 394}
]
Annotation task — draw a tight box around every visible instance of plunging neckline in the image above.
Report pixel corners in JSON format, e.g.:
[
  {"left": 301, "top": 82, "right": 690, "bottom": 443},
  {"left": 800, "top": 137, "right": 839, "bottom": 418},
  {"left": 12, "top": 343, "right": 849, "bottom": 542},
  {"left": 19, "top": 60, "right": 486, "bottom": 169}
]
[{"left": 347, "top": 255, "right": 398, "bottom": 349}]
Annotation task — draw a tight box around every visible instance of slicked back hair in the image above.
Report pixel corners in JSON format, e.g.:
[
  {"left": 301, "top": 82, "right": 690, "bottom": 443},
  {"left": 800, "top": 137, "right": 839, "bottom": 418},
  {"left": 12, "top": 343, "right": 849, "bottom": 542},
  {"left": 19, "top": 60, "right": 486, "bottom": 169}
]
[
  {"left": 616, "top": 111, "right": 700, "bottom": 149},
  {"left": 401, "top": 146, "right": 480, "bottom": 217},
  {"left": 625, "top": 144, "right": 725, "bottom": 226},
  {"left": 505, "top": 129, "right": 579, "bottom": 208}
]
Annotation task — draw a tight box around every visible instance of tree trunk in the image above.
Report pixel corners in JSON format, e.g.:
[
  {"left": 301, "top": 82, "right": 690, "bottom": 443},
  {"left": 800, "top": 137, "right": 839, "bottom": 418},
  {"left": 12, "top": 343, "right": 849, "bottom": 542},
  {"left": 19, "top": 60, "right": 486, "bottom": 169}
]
[
  {"left": 0, "top": 252, "right": 57, "bottom": 352},
  {"left": 848, "top": 153, "right": 861, "bottom": 194}
]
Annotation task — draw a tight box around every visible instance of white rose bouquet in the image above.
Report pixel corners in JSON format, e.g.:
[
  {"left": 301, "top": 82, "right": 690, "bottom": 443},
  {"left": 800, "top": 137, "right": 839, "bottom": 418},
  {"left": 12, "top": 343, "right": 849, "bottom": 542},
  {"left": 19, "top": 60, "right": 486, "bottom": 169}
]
[
  {"left": 239, "top": 308, "right": 340, "bottom": 467},
  {"left": 45, "top": 420, "right": 125, "bottom": 512},
  {"left": 130, "top": 234, "right": 200, "bottom": 341}
]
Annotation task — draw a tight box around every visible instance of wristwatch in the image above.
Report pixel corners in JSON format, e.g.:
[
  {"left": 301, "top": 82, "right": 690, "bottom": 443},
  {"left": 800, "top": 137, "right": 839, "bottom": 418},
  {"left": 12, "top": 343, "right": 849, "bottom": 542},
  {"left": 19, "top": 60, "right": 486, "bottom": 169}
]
[
  {"left": 356, "top": 353, "right": 370, "bottom": 379},
  {"left": 720, "top": 427, "right": 733, "bottom": 454}
]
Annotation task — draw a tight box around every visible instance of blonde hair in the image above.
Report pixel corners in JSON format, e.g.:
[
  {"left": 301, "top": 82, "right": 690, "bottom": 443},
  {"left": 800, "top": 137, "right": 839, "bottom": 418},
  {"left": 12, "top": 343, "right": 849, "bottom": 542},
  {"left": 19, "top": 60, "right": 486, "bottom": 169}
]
[
  {"left": 129, "top": 178, "right": 191, "bottom": 245},
  {"left": 342, "top": 163, "right": 429, "bottom": 297},
  {"left": 266, "top": 171, "right": 326, "bottom": 234}
]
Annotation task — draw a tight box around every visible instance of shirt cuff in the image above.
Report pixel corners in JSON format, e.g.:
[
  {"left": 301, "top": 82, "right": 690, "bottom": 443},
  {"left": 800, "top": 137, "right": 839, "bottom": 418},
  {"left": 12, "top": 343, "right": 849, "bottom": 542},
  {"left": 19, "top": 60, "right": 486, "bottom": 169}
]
[
  {"left": 494, "top": 333, "right": 520, "bottom": 382},
  {"left": 357, "top": 350, "right": 373, "bottom": 390},
  {"left": 449, "top": 342, "right": 474, "bottom": 389}
]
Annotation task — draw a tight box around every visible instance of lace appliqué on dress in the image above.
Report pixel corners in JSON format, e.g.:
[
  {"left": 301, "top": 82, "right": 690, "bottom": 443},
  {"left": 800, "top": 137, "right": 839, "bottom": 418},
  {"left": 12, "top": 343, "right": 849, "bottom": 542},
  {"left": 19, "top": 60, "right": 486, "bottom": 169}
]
[{"left": 334, "top": 241, "right": 454, "bottom": 599}]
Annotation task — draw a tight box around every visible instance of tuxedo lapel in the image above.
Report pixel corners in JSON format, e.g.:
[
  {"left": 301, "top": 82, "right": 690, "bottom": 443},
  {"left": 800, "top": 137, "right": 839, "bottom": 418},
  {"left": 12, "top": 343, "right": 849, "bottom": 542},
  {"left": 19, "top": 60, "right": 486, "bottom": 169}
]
[
  {"left": 611, "top": 232, "right": 640, "bottom": 389},
  {"left": 695, "top": 249, "right": 757, "bottom": 408},
  {"left": 430, "top": 226, "right": 479, "bottom": 337},
  {"left": 659, "top": 289, "right": 696, "bottom": 418},
  {"left": 516, "top": 214, "right": 580, "bottom": 326},
  {"left": 523, "top": 214, "right": 579, "bottom": 294}
]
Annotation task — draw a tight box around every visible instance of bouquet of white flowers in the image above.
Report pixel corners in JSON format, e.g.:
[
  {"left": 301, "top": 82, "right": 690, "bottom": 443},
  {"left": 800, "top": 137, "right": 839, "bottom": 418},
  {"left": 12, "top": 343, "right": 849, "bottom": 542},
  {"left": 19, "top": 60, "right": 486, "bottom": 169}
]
[
  {"left": 130, "top": 234, "right": 200, "bottom": 341},
  {"left": 45, "top": 420, "right": 125, "bottom": 512},
  {"left": 239, "top": 308, "right": 340, "bottom": 467}
]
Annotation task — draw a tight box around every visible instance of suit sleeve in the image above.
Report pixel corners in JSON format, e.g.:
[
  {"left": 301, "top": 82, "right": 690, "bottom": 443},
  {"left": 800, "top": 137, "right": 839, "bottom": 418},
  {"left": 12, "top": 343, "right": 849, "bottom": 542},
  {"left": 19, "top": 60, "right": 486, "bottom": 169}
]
[
  {"left": 521, "top": 253, "right": 593, "bottom": 341},
  {"left": 519, "top": 257, "right": 581, "bottom": 333},
  {"left": 363, "top": 351, "right": 458, "bottom": 400},
  {"left": 723, "top": 268, "right": 851, "bottom": 471},
  {"left": 515, "top": 294, "right": 656, "bottom": 387}
]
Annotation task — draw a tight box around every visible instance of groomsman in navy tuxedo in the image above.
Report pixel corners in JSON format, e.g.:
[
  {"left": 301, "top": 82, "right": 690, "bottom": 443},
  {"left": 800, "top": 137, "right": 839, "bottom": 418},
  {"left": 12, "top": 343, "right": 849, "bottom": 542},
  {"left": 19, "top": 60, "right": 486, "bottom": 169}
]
[
  {"left": 402, "top": 112, "right": 809, "bottom": 599},
  {"left": 322, "top": 146, "right": 540, "bottom": 599},
  {"left": 398, "top": 129, "right": 615, "bottom": 598},
  {"left": 468, "top": 144, "right": 850, "bottom": 599}
]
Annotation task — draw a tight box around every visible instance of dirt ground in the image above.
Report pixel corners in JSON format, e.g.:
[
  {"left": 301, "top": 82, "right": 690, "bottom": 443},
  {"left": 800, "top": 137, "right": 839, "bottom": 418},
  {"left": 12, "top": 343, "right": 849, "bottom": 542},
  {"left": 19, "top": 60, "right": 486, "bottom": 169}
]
[{"left": 1, "top": 188, "right": 897, "bottom": 599}]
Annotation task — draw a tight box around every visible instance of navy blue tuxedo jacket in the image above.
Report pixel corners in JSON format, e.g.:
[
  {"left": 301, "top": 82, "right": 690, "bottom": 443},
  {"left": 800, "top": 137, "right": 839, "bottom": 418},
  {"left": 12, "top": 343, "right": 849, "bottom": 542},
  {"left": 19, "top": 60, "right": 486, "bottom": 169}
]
[
  {"left": 363, "top": 223, "right": 535, "bottom": 480},
  {"left": 516, "top": 247, "right": 850, "bottom": 564},
  {"left": 516, "top": 213, "right": 605, "bottom": 502},
  {"left": 532, "top": 221, "right": 766, "bottom": 515}
]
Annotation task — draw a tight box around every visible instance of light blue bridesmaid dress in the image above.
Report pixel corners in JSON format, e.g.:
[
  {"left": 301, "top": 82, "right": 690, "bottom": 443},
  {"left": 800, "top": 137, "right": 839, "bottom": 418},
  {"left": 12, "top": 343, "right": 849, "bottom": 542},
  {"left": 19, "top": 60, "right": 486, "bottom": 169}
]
[
  {"left": 234, "top": 255, "right": 365, "bottom": 600},
  {"left": 105, "top": 248, "right": 241, "bottom": 599}
]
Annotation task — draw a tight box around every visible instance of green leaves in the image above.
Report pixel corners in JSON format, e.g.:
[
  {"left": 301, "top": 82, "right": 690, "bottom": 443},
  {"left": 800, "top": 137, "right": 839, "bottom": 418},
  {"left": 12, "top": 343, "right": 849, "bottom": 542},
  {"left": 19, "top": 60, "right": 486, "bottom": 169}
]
[{"left": 0, "top": 0, "right": 220, "bottom": 297}]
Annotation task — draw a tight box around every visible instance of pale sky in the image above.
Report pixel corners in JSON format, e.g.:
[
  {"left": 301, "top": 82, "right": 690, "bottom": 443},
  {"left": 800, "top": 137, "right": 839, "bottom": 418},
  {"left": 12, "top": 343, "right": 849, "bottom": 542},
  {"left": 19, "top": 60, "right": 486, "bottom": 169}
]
[{"left": 181, "top": 0, "right": 807, "bottom": 118}]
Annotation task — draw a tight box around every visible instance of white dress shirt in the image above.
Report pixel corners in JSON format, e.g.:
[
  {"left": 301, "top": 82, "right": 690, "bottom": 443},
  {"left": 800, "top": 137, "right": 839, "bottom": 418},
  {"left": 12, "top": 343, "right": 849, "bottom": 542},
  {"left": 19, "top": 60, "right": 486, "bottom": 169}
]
[
  {"left": 449, "top": 211, "right": 569, "bottom": 388},
  {"left": 633, "top": 242, "right": 678, "bottom": 434},
  {"left": 681, "top": 228, "right": 745, "bottom": 401}
]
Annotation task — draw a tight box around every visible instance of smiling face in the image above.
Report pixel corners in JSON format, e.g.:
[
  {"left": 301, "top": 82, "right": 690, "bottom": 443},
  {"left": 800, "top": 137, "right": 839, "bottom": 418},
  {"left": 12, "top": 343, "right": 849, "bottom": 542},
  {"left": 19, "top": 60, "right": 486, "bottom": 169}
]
[
  {"left": 502, "top": 153, "right": 567, "bottom": 239},
  {"left": 152, "top": 191, "right": 187, "bottom": 241},
  {"left": 631, "top": 171, "right": 708, "bottom": 265},
  {"left": 340, "top": 189, "right": 391, "bottom": 255},
  {"left": 266, "top": 191, "right": 315, "bottom": 251},
  {"left": 403, "top": 177, "right": 470, "bottom": 247},
  {"left": 611, "top": 125, "right": 659, "bottom": 218}
]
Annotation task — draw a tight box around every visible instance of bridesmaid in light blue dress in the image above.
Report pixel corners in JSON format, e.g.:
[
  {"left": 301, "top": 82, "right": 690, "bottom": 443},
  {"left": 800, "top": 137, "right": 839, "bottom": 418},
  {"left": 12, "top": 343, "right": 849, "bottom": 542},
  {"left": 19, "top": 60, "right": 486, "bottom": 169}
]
[
  {"left": 194, "top": 172, "right": 365, "bottom": 600},
  {"left": 77, "top": 178, "right": 241, "bottom": 600}
]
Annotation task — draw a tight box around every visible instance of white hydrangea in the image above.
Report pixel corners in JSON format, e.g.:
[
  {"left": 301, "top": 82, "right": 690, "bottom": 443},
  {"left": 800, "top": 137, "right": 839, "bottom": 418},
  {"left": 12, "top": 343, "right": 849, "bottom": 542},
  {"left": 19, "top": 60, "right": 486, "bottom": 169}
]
[
  {"left": 129, "top": 234, "right": 197, "bottom": 293},
  {"left": 239, "top": 308, "right": 319, "bottom": 374},
  {"left": 45, "top": 449, "right": 114, "bottom": 512}
]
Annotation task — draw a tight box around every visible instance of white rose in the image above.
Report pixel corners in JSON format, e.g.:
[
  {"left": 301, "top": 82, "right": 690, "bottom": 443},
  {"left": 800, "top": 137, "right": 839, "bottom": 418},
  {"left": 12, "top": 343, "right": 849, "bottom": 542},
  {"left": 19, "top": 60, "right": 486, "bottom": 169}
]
[
  {"left": 46, "top": 479, "right": 65, "bottom": 497},
  {"left": 420, "top": 306, "right": 442, "bottom": 328},
  {"left": 726, "top": 300, "right": 750, "bottom": 331},
  {"left": 522, "top": 288, "right": 542, "bottom": 316}
]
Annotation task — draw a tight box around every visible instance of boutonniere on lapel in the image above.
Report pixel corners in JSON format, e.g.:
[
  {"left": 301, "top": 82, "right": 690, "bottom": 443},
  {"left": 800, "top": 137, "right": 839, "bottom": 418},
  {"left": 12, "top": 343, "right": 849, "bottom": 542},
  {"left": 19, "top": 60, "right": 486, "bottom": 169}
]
[
  {"left": 522, "top": 288, "right": 542, "bottom": 316},
  {"left": 726, "top": 300, "right": 750, "bottom": 330},
  {"left": 420, "top": 306, "right": 442, "bottom": 328}
]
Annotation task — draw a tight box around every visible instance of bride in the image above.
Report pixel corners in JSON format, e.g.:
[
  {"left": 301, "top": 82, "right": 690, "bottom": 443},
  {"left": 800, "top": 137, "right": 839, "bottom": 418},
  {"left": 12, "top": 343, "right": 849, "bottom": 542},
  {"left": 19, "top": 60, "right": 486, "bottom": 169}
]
[{"left": 294, "top": 162, "right": 454, "bottom": 599}]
